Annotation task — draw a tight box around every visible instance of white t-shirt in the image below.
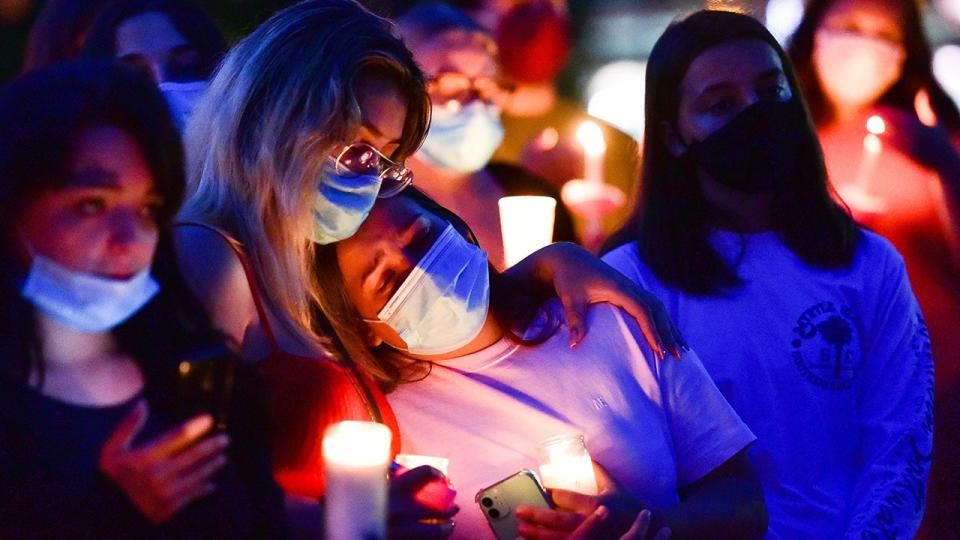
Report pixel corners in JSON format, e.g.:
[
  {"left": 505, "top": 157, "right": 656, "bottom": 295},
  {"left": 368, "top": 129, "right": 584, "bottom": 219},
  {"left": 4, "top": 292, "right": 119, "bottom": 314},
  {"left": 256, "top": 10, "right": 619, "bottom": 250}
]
[
  {"left": 603, "top": 230, "right": 934, "bottom": 540},
  {"left": 387, "top": 303, "right": 755, "bottom": 539}
]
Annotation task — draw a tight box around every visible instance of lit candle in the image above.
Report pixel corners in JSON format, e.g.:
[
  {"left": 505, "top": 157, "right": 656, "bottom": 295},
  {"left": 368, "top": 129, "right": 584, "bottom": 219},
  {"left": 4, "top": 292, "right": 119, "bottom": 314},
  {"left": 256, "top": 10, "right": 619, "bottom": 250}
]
[
  {"left": 854, "top": 115, "right": 885, "bottom": 190},
  {"left": 576, "top": 121, "right": 606, "bottom": 185},
  {"left": 838, "top": 115, "right": 888, "bottom": 215},
  {"left": 323, "top": 421, "right": 393, "bottom": 540},
  {"left": 537, "top": 433, "right": 598, "bottom": 496},
  {"left": 498, "top": 195, "right": 557, "bottom": 268}
]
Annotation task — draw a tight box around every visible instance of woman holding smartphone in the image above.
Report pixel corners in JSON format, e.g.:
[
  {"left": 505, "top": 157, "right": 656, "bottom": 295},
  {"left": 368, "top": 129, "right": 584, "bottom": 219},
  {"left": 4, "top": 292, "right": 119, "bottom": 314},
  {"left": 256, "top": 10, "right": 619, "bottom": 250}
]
[
  {"left": 312, "top": 187, "right": 766, "bottom": 539},
  {"left": 0, "top": 61, "right": 286, "bottom": 538}
]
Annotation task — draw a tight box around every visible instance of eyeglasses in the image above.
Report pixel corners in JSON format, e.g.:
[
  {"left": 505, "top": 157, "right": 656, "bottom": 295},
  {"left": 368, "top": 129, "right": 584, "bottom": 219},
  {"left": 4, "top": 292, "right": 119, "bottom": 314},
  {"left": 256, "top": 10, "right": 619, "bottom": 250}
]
[
  {"left": 330, "top": 142, "right": 413, "bottom": 198},
  {"left": 427, "top": 72, "right": 515, "bottom": 108}
]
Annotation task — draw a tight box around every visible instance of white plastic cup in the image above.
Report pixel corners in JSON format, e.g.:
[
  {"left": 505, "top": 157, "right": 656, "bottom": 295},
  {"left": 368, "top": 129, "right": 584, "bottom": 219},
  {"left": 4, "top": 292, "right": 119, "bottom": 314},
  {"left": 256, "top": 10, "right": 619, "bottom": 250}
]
[
  {"left": 323, "top": 421, "right": 393, "bottom": 540},
  {"left": 498, "top": 196, "right": 557, "bottom": 268}
]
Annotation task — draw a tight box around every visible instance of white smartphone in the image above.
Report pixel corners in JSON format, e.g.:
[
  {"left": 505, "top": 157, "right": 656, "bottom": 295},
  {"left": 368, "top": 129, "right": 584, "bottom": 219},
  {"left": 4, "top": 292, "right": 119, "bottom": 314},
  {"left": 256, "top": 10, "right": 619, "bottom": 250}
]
[{"left": 475, "top": 469, "right": 553, "bottom": 540}]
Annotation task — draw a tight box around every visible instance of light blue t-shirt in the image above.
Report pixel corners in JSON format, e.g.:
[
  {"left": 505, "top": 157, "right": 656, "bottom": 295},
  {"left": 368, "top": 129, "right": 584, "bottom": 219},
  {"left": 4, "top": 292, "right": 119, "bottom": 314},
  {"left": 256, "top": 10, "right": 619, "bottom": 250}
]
[{"left": 603, "top": 229, "right": 934, "bottom": 539}]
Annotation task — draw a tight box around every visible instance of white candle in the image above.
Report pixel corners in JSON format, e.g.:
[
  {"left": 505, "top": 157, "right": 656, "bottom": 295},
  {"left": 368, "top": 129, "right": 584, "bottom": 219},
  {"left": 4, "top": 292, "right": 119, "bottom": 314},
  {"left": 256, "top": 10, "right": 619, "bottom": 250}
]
[
  {"left": 323, "top": 421, "right": 393, "bottom": 540},
  {"left": 498, "top": 196, "right": 557, "bottom": 268},
  {"left": 576, "top": 121, "right": 606, "bottom": 185},
  {"left": 843, "top": 115, "right": 887, "bottom": 214},
  {"left": 537, "top": 433, "right": 598, "bottom": 496},
  {"left": 854, "top": 115, "right": 885, "bottom": 190}
]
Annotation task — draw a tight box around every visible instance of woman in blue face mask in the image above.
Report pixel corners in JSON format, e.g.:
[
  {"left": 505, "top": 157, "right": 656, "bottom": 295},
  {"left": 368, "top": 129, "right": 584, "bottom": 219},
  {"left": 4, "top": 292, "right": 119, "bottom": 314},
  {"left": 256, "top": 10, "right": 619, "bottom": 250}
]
[
  {"left": 395, "top": 2, "right": 577, "bottom": 270},
  {"left": 81, "top": 0, "right": 227, "bottom": 132},
  {"left": 602, "top": 11, "right": 933, "bottom": 539},
  {"left": 0, "top": 61, "right": 286, "bottom": 537},
  {"left": 317, "top": 187, "right": 767, "bottom": 540}
]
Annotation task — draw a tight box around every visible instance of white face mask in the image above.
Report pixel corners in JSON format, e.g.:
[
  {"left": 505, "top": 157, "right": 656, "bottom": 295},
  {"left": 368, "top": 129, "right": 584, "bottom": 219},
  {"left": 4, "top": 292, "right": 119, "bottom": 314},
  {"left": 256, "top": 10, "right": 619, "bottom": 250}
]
[
  {"left": 21, "top": 254, "right": 160, "bottom": 333},
  {"left": 310, "top": 161, "right": 382, "bottom": 245},
  {"left": 813, "top": 29, "right": 905, "bottom": 111},
  {"left": 158, "top": 80, "right": 208, "bottom": 133},
  {"left": 368, "top": 224, "right": 490, "bottom": 355},
  {"left": 417, "top": 100, "right": 505, "bottom": 173}
]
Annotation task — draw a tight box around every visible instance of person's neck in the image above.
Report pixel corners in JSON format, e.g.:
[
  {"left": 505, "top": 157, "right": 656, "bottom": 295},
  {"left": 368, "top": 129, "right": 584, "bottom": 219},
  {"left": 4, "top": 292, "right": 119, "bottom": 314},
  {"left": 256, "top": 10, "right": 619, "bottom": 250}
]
[
  {"left": 829, "top": 102, "right": 869, "bottom": 127},
  {"left": 35, "top": 311, "right": 120, "bottom": 372},
  {"left": 503, "top": 82, "right": 557, "bottom": 117},
  {"left": 699, "top": 175, "right": 775, "bottom": 233},
  {"left": 408, "top": 313, "right": 504, "bottom": 363}
]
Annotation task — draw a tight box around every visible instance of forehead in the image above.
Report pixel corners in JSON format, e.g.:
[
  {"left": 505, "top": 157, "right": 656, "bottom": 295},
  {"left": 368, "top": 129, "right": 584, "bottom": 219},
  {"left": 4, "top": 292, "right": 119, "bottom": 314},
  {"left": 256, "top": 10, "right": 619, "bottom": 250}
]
[
  {"left": 67, "top": 125, "right": 153, "bottom": 190},
  {"left": 356, "top": 75, "right": 409, "bottom": 143},
  {"left": 116, "top": 11, "right": 191, "bottom": 56},
  {"left": 821, "top": 0, "right": 904, "bottom": 32},
  {"left": 414, "top": 31, "right": 497, "bottom": 77},
  {"left": 679, "top": 39, "right": 784, "bottom": 98}
]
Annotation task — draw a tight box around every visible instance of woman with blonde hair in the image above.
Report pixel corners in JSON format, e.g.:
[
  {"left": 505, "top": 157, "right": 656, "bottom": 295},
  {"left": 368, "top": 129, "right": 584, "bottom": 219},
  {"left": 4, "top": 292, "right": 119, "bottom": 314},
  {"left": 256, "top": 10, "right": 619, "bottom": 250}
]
[{"left": 175, "top": 0, "right": 681, "bottom": 535}]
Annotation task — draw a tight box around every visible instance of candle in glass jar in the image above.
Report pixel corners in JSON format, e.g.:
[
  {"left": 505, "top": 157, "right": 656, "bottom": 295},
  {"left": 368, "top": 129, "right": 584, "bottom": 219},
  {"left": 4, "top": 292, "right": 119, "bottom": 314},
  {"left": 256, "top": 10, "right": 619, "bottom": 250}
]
[
  {"left": 537, "top": 433, "right": 598, "bottom": 496},
  {"left": 323, "top": 421, "right": 393, "bottom": 540}
]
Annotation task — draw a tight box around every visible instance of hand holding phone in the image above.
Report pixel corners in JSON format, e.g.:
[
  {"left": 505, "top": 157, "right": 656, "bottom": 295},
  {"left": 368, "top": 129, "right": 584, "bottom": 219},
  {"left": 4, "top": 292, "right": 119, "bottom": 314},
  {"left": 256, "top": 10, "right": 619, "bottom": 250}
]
[
  {"left": 476, "top": 469, "right": 553, "bottom": 540},
  {"left": 176, "top": 345, "right": 237, "bottom": 431}
]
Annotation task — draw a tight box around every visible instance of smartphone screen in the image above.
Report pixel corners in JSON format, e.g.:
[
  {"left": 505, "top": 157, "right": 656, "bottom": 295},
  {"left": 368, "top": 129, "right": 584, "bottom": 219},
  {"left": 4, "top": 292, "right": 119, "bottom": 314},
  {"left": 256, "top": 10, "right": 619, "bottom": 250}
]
[{"left": 176, "top": 345, "right": 237, "bottom": 432}]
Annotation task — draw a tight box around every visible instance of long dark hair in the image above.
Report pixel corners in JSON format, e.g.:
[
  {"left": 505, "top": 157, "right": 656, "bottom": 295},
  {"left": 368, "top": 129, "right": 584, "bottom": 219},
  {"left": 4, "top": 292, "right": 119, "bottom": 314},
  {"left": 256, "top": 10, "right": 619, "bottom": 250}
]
[
  {"left": 80, "top": 0, "right": 227, "bottom": 81},
  {"left": 787, "top": 0, "right": 960, "bottom": 132},
  {"left": 605, "top": 10, "right": 860, "bottom": 295},
  {"left": 313, "top": 188, "right": 558, "bottom": 391},
  {"left": 0, "top": 61, "right": 227, "bottom": 389},
  {"left": 21, "top": 0, "right": 123, "bottom": 73}
]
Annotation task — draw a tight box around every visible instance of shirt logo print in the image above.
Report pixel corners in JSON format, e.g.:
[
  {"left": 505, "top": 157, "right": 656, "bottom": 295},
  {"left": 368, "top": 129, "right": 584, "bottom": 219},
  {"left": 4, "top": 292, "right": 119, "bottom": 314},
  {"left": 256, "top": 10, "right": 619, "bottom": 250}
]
[{"left": 790, "top": 300, "right": 861, "bottom": 391}]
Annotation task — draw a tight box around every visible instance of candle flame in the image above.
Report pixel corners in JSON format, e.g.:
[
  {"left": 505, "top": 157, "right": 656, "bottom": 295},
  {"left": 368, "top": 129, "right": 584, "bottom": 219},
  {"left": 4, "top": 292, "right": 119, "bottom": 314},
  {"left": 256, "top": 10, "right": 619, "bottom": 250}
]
[
  {"left": 866, "top": 115, "right": 886, "bottom": 135},
  {"left": 576, "top": 120, "right": 606, "bottom": 156}
]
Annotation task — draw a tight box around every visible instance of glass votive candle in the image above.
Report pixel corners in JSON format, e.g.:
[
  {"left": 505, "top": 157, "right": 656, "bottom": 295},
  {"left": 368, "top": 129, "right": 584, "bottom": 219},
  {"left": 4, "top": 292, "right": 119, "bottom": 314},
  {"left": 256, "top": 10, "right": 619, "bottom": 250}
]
[{"left": 537, "top": 433, "right": 599, "bottom": 496}]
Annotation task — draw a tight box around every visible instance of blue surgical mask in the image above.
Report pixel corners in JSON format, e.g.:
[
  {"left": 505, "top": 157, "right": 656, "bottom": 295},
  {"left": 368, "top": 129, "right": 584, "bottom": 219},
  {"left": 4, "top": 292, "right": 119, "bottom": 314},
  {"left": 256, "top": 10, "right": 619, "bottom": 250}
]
[
  {"left": 417, "top": 101, "right": 505, "bottom": 173},
  {"left": 21, "top": 254, "right": 160, "bottom": 332},
  {"left": 158, "top": 80, "right": 208, "bottom": 133},
  {"left": 368, "top": 224, "right": 490, "bottom": 355},
  {"left": 310, "top": 161, "right": 382, "bottom": 245}
]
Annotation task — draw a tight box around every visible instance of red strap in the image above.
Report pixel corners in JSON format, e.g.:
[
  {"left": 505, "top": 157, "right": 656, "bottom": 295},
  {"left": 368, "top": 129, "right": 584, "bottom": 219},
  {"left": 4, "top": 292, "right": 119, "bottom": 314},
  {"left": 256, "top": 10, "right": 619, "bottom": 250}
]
[{"left": 175, "top": 221, "right": 281, "bottom": 351}]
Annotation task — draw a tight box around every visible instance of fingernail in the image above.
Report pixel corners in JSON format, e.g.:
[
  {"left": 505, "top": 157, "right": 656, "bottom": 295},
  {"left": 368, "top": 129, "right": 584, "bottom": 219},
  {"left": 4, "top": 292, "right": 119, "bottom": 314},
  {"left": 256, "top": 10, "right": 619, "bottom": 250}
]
[
  {"left": 569, "top": 327, "right": 582, "bottom": 348},
  {"left": 187, "top": 415, "right": 214, "bottom": 438},
  {"left": 217, "top": 434, "right": 231, "bottom": 447},
  {"left": 595, "top": 505, "right": 609, "bottom": 520},
  {"left": 640, "top": 509, "right": 651, "bottom": 520}
]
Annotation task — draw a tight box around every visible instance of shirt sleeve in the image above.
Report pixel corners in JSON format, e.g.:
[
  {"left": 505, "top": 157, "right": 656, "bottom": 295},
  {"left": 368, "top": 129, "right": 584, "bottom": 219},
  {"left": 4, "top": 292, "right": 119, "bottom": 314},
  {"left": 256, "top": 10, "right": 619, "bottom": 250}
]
[
  {"left": 843, "top": 248, "right": 934, "bottom": 539},
  {"left": 614, "top": 309, "right": 756, "bottom": 487},
  {"left": 602, "top": 243, "right": 649, "bottom": 288}
]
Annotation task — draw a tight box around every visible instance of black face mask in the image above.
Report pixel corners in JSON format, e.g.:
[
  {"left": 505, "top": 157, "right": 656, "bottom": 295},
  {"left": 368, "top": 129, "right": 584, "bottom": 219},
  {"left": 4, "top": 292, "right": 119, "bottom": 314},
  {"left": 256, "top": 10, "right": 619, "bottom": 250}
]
[{"left": 684, "top": 98, "right": 808, "bottom": 193}]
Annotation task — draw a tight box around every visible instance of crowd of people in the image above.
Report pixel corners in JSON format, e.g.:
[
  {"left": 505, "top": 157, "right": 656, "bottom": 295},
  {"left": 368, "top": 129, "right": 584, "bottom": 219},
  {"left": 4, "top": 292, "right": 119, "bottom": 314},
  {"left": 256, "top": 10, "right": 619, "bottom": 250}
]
[{"left": 0, "top": 0, "right": 955, "bottom": 538}]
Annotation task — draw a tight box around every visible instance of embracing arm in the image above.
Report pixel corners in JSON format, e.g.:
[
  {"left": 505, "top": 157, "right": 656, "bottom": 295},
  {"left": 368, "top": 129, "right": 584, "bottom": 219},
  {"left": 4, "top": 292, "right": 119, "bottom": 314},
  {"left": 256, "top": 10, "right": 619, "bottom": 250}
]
[{"left": 504, "top": 242, "right": 684, "bottom": 356}]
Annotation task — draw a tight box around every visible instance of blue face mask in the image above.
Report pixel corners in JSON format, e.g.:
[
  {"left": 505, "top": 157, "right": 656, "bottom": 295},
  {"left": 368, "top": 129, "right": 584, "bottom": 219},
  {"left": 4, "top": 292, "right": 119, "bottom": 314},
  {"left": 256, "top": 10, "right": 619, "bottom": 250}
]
[
  {"left": 310, "top": 161, "right": 382, "bottom": 245},
  {"left": 21, "top": 254, "right": 160, "bottom": 332},
  {"left": 417, "top": 101, "right": 505, "bottom": 173},
  {"left": 367, "top": 224, "right": 490, "bottom": 355},
  {"left": 158, "top": 80, "right": 208, "bottom": 133}
]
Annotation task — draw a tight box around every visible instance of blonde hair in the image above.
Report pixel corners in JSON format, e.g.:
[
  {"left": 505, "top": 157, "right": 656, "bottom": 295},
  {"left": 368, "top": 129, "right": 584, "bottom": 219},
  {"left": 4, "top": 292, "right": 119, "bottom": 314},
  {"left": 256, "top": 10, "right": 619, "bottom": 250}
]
[{"left": 181, "top": 0, "right": 430, "bottom": 381}]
